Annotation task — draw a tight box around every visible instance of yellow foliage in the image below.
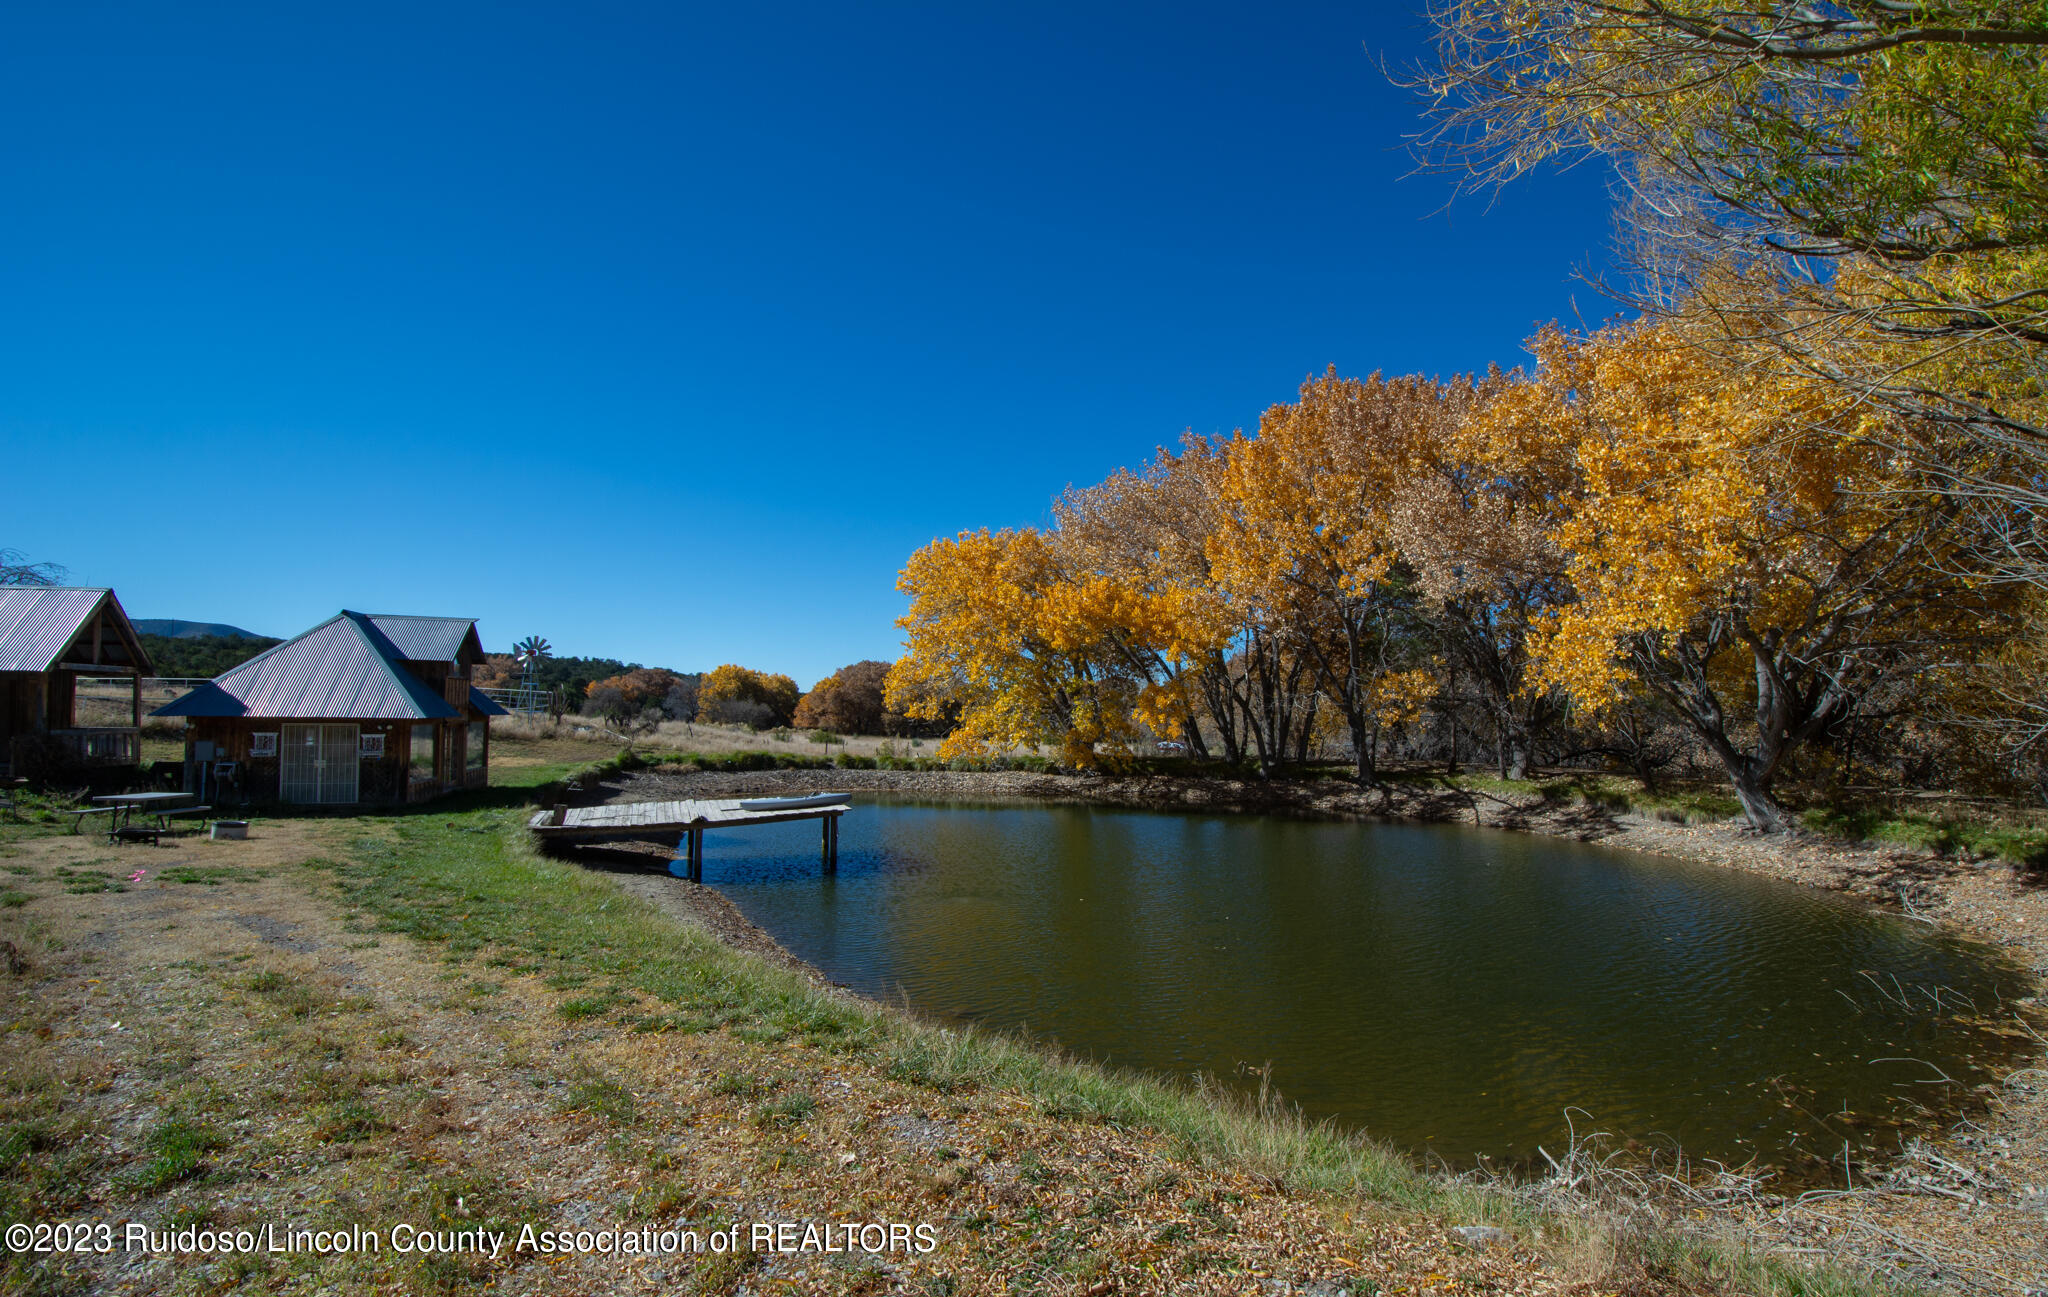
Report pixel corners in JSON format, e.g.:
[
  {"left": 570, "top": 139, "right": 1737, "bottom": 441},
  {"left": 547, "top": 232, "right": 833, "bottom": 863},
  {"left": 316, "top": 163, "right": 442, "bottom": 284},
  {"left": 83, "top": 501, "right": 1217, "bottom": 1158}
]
[
  {"left": 888, "top": 528, "right": 1142, "bottom": 766},
  {"left": 698, "top": 663, "right": 801, "bottom": 727},
  {"left": 1465, "top": 323, "right": 1994, "bottom": 713}
]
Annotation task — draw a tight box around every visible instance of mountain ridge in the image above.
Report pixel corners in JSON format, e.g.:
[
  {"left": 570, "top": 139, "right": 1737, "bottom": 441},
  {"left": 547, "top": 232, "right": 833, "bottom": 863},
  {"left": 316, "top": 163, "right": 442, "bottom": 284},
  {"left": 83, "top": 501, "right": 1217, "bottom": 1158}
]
[{"left": 133, "top": 618, "right": 268, "bottom": 640}]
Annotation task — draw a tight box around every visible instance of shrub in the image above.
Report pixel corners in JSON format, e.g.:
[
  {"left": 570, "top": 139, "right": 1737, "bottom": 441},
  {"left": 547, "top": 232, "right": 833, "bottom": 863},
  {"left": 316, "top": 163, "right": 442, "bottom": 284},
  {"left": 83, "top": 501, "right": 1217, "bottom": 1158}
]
[{"left": 808, "top": 730, "right": 843, "bottom": 745}]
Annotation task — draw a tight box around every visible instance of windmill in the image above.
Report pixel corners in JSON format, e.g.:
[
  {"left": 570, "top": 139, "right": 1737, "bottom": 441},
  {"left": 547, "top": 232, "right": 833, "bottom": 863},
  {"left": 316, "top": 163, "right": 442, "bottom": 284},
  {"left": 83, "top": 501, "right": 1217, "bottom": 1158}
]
[{"left": 512, "top": 636, "right": 552, "bottom": 714}]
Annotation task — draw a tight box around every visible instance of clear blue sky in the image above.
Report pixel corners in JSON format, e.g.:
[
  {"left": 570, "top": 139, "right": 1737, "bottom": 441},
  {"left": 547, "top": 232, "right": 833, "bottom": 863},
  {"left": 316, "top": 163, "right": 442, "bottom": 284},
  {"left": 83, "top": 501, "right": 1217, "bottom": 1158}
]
[{"left": 3, "top": 2, "right": 1615, "bottom": 687}]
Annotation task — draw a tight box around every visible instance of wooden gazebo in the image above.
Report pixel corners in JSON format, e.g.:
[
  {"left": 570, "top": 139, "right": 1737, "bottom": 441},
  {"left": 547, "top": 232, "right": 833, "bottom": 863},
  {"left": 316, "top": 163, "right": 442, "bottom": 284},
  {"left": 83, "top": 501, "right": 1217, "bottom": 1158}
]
[{"left": 0, "top": 587, "right": 154, "bottom": 782}]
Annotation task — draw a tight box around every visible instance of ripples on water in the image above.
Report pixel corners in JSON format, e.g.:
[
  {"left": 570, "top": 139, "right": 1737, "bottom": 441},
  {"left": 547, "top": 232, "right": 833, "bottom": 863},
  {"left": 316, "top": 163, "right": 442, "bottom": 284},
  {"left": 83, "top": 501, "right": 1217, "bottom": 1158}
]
[{"left": 679, "top": 800, "right": 2036, "bottom": 1173}]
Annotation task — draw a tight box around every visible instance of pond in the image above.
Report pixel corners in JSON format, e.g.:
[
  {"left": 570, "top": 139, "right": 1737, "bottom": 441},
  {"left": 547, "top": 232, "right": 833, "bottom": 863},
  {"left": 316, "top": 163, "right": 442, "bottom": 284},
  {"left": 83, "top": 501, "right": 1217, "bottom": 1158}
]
[{"left": 676, "top": 799, "right": 2037, "bottom": 1174}]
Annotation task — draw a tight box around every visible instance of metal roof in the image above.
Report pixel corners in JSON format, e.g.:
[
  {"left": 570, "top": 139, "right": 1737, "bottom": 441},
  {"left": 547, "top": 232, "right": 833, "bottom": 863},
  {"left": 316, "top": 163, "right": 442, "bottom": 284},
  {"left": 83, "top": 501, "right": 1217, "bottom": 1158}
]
[
  {"left": 469, "top": 686, "right": 509, "bottom": 717},
  {"left": 153, "top": 611, "right": 479, "bottom": 720},
  {"left": 362, "top": 614, "right": 478, "bottom": 662},
  {"left": 0, "top": 587, "right": 141, "bottom": 674}
]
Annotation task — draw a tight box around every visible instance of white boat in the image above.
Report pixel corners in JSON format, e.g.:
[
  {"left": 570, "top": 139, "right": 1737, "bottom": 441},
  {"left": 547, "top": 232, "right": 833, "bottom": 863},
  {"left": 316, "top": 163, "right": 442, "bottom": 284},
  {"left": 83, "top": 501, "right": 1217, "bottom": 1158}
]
[{"left": 738, "top": 793, "right": 852, "bottom": 812}]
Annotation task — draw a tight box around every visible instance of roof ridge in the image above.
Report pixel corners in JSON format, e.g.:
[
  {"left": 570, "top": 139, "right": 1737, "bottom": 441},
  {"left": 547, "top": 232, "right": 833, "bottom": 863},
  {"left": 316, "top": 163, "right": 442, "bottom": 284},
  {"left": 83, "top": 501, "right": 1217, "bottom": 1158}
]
[
  {"left": 212, "top": 611, "right": 349, "bottom": 683},
  {"left": 342, "top": 614, "right": 459, "bottom": 718},
  {"left": 155, "top": 609, "right": 462, "bottom": 720},
  {"left": 361, "top": 612, "right": 479, "bottom": 622}
]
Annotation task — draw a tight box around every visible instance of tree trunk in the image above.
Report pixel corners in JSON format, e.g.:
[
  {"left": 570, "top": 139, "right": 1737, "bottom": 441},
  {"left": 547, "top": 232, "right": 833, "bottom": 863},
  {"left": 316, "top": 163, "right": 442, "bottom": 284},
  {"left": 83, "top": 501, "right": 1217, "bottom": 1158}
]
[
  {"left": 1727, "top": 768, "right": 1796, "bottom": 833},
  {"left": 1350, "top": 715, "right": 1377, "bottom": 785},
  {"left": 1505, "top": 729, "right": 1531, "bottom": 782}
]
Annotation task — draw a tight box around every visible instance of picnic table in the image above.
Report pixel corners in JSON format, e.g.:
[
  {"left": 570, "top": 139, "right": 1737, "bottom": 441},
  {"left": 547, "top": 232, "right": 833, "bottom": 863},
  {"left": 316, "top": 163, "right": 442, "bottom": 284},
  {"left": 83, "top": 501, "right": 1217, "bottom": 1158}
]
[{"left": 88, "top": 792, "right": 211, "bottom": 843}]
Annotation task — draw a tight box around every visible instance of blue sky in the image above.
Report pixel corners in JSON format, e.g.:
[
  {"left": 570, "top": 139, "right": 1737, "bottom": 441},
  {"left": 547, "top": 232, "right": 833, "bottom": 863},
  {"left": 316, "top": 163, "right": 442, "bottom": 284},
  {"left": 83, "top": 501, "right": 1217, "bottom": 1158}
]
[{"left": 2, "top": 3, "right": 1617, "bottom": 686}]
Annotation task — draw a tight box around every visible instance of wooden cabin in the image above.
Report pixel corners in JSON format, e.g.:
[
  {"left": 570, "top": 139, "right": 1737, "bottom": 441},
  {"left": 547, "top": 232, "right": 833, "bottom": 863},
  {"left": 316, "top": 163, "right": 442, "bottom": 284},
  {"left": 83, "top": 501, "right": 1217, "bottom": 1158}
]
[
  {"left": 153, "top": 611, "right": 507, "bottom": 805},
  {"left": 0, "top": 587, "right": 153, "bottom": 782}
]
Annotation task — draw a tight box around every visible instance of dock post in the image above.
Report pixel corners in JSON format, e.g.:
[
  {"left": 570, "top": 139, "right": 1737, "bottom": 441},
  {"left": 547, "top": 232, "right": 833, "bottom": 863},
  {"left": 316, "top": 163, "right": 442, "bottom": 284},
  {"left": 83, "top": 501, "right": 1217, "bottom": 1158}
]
[
  {"left": 821, "top": 814, "right": 833, "bottom": 873},
  {"left": 687, "top": 827, "right": 702, "bottom": 883}
]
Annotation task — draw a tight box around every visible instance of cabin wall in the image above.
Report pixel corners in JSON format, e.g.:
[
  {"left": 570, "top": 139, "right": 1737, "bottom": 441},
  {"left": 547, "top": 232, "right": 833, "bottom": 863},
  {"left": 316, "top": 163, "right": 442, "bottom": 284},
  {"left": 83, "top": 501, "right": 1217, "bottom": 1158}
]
[
  {"left": 187, "top": 718, "right": 411, "bottom": 805},
  {"left": 46, "top": 671, "right": 75, "bottom": 729},
  {"left": 0, "top": 674, "right": 38, "bottom": 745}
]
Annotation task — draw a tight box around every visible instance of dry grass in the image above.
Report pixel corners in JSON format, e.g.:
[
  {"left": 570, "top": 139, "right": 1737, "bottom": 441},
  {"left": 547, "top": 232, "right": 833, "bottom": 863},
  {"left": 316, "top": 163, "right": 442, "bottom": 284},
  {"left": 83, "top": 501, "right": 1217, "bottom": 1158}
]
[{"left": 489, "top": 713, "right": 1032, "bottom": 764}]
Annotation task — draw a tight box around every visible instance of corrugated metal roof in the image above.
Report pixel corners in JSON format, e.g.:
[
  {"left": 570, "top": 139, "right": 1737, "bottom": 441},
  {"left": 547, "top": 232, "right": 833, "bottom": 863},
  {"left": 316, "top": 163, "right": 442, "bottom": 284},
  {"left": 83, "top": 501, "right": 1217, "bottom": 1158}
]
[
  {"left": 363, "top": 614, "right": 477, "bottom": 662},
  {"left": 469, "top": 686, "right": 509, "bottom": 717},
  {"left": 153, "top": 611, "right": 466, "bottom": 720},
  {"left": 0, "top": 587, "right": 111, "bottom": 673}
]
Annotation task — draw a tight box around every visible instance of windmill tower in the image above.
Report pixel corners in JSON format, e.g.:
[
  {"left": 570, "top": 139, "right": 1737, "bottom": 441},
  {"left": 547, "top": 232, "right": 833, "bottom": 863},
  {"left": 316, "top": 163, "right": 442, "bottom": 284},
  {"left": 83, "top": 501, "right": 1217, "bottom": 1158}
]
[{"left": 512, "top": 635, "right": 552, "bottom": 715}]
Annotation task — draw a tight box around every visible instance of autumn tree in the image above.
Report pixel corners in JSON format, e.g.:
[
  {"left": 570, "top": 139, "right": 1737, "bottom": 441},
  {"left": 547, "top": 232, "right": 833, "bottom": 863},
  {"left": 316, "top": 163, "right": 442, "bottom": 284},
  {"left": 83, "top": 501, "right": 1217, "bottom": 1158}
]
[
  {"left": 794, "top": 660, "right": 893, "bottom": 734},
  {"left": 1486, "top": 322, "right": 2015, "bottom": 831},
  {"left": 887, "top": 527, "right": 1146, "bottom": 766},
  {"left": 473, "top": 654, "right": 518, "bottom": 692},
  {"left": 697, "top": 664, "right": 801, "bottom": 729},
  {"left": 585, "top": 668, "right": 698, "bottom": 714},
  {"left": 1413, "top": 2, "right": 2048, "bottom": 580},
  {"left": 1051, "top": 440, "right": 1278, "bottom": 764},
  {"left": 1390, "top": 404, "right": 1571, "bottom": 779},
  {"left": 1206, "top": 371, "right": 1466, "bottom": 784}
]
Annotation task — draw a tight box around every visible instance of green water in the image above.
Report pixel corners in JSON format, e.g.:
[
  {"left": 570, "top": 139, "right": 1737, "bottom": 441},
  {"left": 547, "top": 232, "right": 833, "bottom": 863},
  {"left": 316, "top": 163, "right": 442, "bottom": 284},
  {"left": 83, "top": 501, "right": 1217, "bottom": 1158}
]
[{"left": 690, "top": 800, "right": 2037, "bottom": 1173}]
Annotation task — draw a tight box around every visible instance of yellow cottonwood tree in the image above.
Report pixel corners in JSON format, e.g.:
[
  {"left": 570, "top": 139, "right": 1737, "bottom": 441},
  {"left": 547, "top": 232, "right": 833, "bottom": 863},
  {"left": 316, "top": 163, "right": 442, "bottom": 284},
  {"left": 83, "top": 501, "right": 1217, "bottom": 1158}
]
[
  {"left": 1482, "top": 323, "right": 2014, "bottom": 831},
  {"left": 1052, "top": 440, "right": 1291, "bottom": 766},
  {"left": 698, "top": 664, "right": 801, "bottom": 729},
  {"left": 886, "top": 528, "right": 1145, "bottom": 767},
  {"left": 1206, "top": 370, "right": 1466, "bottom": 783}
]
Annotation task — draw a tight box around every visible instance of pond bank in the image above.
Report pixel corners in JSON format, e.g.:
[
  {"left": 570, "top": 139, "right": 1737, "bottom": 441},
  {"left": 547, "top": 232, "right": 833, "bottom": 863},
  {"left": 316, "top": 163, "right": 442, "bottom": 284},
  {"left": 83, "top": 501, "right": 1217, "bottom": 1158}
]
[{"left": 585, "top": 764, "right": 2048, "bottom": 1296}]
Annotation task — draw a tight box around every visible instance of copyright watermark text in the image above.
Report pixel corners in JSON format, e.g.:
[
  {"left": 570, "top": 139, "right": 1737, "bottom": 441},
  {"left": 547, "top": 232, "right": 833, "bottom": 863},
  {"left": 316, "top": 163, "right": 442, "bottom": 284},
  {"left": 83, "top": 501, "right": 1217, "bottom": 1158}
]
[{"left": 7, "top": 1218, "right": 939, "bottom": 1258}]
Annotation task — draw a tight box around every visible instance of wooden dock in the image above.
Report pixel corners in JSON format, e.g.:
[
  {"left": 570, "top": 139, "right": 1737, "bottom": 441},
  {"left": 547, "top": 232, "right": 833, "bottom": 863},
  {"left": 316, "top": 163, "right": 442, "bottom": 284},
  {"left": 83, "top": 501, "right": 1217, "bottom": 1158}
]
[{"left": 527, "top": 797, "right": 847, "bottom": 881}]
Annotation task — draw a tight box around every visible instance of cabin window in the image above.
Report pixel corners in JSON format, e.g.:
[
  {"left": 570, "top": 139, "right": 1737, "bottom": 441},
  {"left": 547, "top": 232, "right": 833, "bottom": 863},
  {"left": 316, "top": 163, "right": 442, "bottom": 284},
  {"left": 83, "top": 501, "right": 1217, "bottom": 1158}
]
[
  {"left": 466, "top": 721, "right": 486, "bottom": 775},
  {"left": 410, "top": 723, "right": 437, "bottom": 779}
]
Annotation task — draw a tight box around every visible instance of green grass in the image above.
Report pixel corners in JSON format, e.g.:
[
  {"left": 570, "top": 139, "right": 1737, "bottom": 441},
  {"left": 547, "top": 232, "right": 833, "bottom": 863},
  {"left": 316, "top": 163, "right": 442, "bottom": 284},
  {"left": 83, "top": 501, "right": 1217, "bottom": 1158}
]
[
  {"left": 126, "top": 1116, "right": 223, "bottom": 1193},
  {"left": 489, "top": 759, "right": 596, "bottom": 789},
  {"left": 751, "top": 1092, "right": 817, "bottom": 1128},
  {"left": 561, "top": 1072, "right": 637, "bottom": 1126},
  {"left": 162, "top": 864, "right": 243, "bottom": 886},
  {"left": 1801, "top": 806, "right": 2048, "bottom": 864}
]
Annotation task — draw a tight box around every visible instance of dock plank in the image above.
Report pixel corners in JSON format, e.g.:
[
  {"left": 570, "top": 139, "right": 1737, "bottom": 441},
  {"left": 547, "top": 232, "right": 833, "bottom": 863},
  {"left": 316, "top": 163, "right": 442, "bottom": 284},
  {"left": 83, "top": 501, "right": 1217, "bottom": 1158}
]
[{"left": 527, "top": 795, "right": 851, "bottom": 844}]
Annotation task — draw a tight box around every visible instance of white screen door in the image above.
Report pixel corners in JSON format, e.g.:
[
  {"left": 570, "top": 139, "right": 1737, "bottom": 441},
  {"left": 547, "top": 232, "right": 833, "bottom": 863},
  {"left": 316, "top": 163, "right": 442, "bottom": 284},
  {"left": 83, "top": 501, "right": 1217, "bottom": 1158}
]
[{"left": 280, "top": 724, "right": 360, "bottom": 803}]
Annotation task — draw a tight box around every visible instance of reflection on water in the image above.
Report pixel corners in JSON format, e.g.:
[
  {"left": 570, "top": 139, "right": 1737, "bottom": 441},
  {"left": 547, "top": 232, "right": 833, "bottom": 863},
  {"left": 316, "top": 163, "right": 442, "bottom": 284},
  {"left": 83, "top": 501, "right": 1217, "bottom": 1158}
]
[{"left": 682, "top": 799, "right": 2036, "bottom": 1172}]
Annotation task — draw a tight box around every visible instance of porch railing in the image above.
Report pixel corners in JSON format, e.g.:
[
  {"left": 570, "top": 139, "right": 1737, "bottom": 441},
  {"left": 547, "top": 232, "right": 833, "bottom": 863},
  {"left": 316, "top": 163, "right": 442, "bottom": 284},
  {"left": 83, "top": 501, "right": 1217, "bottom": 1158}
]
[{"left": 47, "top": 729, "right": 139, "bottom": 764}]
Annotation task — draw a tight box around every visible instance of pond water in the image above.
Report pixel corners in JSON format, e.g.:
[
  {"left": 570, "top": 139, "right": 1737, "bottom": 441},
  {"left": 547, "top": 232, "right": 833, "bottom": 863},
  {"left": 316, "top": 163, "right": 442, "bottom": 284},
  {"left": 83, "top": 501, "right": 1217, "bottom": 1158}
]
[{"left": 677, "top": 799, "right": 2036, "bottom": 1173}]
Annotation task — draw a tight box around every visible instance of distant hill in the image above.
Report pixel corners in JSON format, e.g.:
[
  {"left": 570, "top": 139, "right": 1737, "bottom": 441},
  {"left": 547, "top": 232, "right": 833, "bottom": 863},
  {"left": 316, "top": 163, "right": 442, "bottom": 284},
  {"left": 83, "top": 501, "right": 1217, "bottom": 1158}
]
[
  {"left": 134, "top": 619, "right": 268, "bottom": 640},
  {"left": 139, "top": 632, "right": 283, "bottom": 679}
]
